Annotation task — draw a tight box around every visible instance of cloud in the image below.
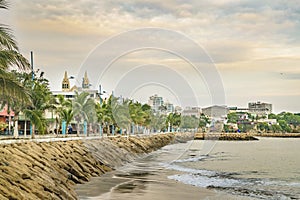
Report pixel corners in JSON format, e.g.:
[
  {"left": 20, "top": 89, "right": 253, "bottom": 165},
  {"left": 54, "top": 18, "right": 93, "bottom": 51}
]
[{"left": 5, "top": 0, "right": 300, "bottom": 112}]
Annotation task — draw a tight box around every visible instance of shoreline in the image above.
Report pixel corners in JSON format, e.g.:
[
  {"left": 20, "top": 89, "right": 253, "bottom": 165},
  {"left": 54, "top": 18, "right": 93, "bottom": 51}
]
[
  {"left": 0, "top": 132, "right": 193, "bottom": 199},
  {"left": 76, "top": 170, "right": 249, "bottom": 200},
  {"left": 194, "top": 132, "right": 300, "bottom": 140},
  {"left": 254, "top": 133, "right": 300, "bottom": 137},
  {"left": 76, "top": 139, "right": 254, "bottom": 200},
  {"left": 194, "top": 133, "right": 258, "bottom": 140}
]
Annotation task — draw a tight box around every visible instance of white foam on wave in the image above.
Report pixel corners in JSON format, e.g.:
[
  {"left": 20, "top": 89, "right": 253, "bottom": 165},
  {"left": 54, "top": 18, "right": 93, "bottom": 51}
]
[
  {"left": 163, "top": 163, "right": 216, "bottom": 176},
  {"left": 165, "top": 163, "right": 300, "bottom": 198},
  {"left": 173, "top": 155, "right": 207, "bottom": 163},
  {"left": 262, "top": 179, "right": 300, "bottom": 187},
  {"left": 168, "top": 173, "right": 240, "bottom": 188}
]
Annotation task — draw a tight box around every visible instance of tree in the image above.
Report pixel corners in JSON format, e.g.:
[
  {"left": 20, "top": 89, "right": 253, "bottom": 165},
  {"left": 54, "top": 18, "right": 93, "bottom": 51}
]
[
  {"left": 150, "top": 113, "right": 166, "bottom": 133},
  {"left": 96, "top": 101, "right": 113, "bottom": 135},
  {"left": 23, "top": 71, "right": 53, "bottom": 138},
  {"left": 180, "top": 116, "right": 199, "bottom": 129},
  {"left": 8, "top": 70, "right": 32, "bottom": 137},
  {"left": 0, "top": 0, "right": 30, "bottom": 103},
  {"left": 0, "top": 0, "right": 31, "bottom": 137},
  {"left": 237, "top": 122, "right": 254, "bottom": 133},
  {"left": 110, "top": 97, "right": 131, "bottom": 134},
  {"left": 129, "top": 101, "right": 148, "bottom": 134},
  {"left": 270, "top": 124, "right": 282, "bottom": 133},
  {"left": 268, "top": 113, "right": 278, "bottom": 120},
  {"left": 223, "top": 124, "right": 230, "bottom": 133},
  {"left": 54, "top": 95, "right": 73, "bottom": 134},
  {"left": 73, "top": 91, "right": 96, "bottom": 136},
  {"left": 227, "top": 112, "right": 239, "bottom": 123},
  {"left": 257, "top": 122, "right": 269, "bottom": 133},
  {"left": 141, "top": 103, "right": 152, "bottom": 130},
  {"left": 277, "top": 112, "right": 300, "bottom": 132},
  {"left": 166, "top": 112, "right": 181, "bottom": 132},
  {"left": 278, "top": 120, "right": 291, "bottom": 133},
  {"left": 199, "top": 113, "right": 210, "bottom": 129}
]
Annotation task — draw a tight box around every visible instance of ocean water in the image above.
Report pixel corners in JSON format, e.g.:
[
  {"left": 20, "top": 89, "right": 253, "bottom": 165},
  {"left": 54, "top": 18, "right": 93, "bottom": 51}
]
[
  {"left": 77, "top": 137, "right": 300, "bottom": 200},
  {"left": 167, "top": 138, "right": 300, "bottom": 199}
]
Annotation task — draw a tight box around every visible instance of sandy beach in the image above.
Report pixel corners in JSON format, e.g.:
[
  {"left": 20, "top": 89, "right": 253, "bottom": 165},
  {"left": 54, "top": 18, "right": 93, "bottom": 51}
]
[
  {"left": 76, "top": 140, "right": 255, "bottom": 200},
  {"left": 76, "top": 170, "right": 252, "bottom": 200},
  {"left": 77, "top": 138, "right": 300, "bottom": 199}
]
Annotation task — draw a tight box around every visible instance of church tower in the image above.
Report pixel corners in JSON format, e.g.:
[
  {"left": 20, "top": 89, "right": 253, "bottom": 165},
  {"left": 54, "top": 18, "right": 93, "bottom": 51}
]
[
  {"left": 82, "top": 71, "right": 90, "bottom": 89},
  {"left": 62, "top": 71, "right": 70, "bottom": 91}
]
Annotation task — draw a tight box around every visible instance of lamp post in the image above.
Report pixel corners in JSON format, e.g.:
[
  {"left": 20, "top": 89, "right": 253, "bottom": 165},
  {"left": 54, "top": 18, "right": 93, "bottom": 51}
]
[
  {"left": 98, "top": 85, "right": 106, "bottom": 136},
  {"left": 30, "top": 51, "right": 34, "bottom": 137}
]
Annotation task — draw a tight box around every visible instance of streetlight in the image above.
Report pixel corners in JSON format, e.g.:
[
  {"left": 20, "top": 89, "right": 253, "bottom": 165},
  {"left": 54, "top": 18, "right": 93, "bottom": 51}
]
[{"left": 98, "top": 85, "right": 106, "bottom": 136}]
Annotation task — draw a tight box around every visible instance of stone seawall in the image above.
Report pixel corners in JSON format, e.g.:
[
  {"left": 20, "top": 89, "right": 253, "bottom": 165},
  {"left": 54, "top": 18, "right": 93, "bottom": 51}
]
[
  {"left": 0, "top": 133, "right": 193, "bottom": 200},
  {"left": 194, "top": 133, "right": 258, "bottom": 140},
  {"left": 255, "top": 133, "right": 300, "bottom": 138}
]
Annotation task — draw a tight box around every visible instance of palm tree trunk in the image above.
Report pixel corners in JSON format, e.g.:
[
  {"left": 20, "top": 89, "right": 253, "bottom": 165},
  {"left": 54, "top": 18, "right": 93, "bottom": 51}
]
[
  {"left": 76, "top": 121, "right": 80, "bottom": 136},
  {"left": 31, "top": 124, "right": 35, "bottom": 139},
  {"left": 24, "top": 118, "right": 27, "bottom": 137},
  {"left": 87, "top": 123, "right": 91, "bottom": 136},
  {"left": 107, "top": 124, "right": 110, "bottom": 135},
  {"left": 13, "top": 116, "right": 19, "bottom": 138},
  {"left": 8, "top": 114, "right": 11, "bottom": 135}
]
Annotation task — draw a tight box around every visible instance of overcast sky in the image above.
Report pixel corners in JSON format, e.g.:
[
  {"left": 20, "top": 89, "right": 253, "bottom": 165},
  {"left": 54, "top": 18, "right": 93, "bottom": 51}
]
[{"left": 2, "top": 0, "right": 300, "bottom": 113}]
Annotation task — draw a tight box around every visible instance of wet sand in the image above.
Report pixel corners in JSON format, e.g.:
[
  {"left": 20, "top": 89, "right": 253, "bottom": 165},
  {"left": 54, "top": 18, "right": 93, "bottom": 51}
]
[
  {"left": 76, "top": 169, "right": 253, "bottom": 200},
  {"left": 76, "top": 139, "right": 257, "bottom": 200}
]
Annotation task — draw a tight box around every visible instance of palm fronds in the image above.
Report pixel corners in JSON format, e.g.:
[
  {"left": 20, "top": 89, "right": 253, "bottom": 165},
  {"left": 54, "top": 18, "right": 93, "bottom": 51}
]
[{"left": 0, "top": 69, "right": 30, "bottom": 103}]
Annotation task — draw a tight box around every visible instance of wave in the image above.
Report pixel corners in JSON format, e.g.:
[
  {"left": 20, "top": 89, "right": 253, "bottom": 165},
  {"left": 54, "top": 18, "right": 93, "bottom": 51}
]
[
  {"left": 172, "top": 155, "right": 208, "bottom": 163},
  {"left": 165, "top": 163, "right": 300, "bottom": 199}
]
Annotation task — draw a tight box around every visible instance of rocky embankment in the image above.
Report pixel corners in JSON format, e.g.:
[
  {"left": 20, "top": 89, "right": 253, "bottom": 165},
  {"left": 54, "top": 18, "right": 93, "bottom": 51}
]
[
  {"left": 194, "top": 133, "right": 258, "bottom": 140},
  {"left": 255, "top": 133, "right": 300, "bottom": 138},
  {"left": 0, "top": 133, "right": 193, "bottom": 200}
]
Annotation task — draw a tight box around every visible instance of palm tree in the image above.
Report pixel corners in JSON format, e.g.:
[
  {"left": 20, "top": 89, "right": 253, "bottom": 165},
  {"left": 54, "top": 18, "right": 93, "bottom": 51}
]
[
  {"left": 150, "top": 113, "right": 167, "bottom": 133},
  {"left": 129, "top": 101, "right": 148, "bottom": 134},
  {"left": 73, "top": 91, "right": 96, "bottom": 136},
  {"left": 95, "top": 102, "right": 105, "bottom": 134},
  {"left": 23, "top": 72, "right": 53, "bottom": 138},
  {"left": 23, "top": 109, "right": 45, "bottom": 138},
  {"left": 0, "top": 0, "right": 30, "bottom": 103},
  {"left": 1, "top": 0, "right": 30, "bottom": 137},
  {"left": 60, "top": 109, "right": 74, "bottom": 134},
  {"left": 54, "top": 94, "right": 73, "bottom": 134},
  {"left": 8, "top": 71, "right": 32, "bottom": 137},
  {"left": 102, "top": 102, "right": 113, "bottom": 135},
  {"left": 111, "top": 98, "right": 131, "bottom": 134},
  {"left": 166, "top": 112, "right": 181, "bottom": 132}
]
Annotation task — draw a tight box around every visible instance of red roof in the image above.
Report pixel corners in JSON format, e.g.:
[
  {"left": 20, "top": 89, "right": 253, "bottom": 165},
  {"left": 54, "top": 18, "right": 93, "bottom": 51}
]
[{"left": 0, "top": 105, "right": 15, "bottom": 117}]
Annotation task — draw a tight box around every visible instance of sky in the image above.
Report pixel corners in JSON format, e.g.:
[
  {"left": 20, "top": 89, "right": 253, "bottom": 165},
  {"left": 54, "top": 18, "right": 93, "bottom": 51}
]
[{"left": 2, "top": 0, "right": 300, "bottom": 113}]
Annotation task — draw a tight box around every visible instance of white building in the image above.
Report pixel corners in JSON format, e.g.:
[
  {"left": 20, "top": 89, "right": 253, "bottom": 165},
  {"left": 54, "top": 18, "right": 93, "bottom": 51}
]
[
  {"left": 175, "top": 106, "right": 182, "bottom": 113},
  {"left": 182, "top": 107, "right": 201, "bottom": 118},
  {"left": 202, "top": 105, "right": 229, "bottom": 119},
  {"left": 248, "top": 101, "right": 272, "bottom": 116},
  {"left": 165, "top": 102, "right": 174, "bottom": 113},
  {"left": 51, "top": 71, "right": 99, "bottom": 100},
  {"left": 148, "top": 94, "right": 164, "bottom": 113}
]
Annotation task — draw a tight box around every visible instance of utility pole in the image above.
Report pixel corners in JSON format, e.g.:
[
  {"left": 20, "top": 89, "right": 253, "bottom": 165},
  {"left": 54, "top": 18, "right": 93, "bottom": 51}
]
[
  {"left": 98, "top": 84, "right": 106, "bottom": 137},
  {"left": 31, "top": 51, "right": 34, "bottom": 81},
  {"left": 30, "top": 51, "right": 34, "bottom": 138}
]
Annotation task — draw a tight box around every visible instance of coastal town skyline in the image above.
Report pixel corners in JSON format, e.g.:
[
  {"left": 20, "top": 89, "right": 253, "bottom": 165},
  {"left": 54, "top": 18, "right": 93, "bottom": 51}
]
[{"left": 1, "top": 0, "right": 300, "bottom": 113}]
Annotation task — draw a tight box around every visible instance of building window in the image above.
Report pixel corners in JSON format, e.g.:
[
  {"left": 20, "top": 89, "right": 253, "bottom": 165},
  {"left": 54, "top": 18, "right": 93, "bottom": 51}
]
[{"left": 62, "top": 83, "right": 69, "bottom": 89}]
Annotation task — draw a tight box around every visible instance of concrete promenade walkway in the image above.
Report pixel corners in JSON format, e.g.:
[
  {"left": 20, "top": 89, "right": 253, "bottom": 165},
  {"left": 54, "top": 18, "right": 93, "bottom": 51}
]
[{"left": 0, "top": 132, "right": 171, "bottom": 145}]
